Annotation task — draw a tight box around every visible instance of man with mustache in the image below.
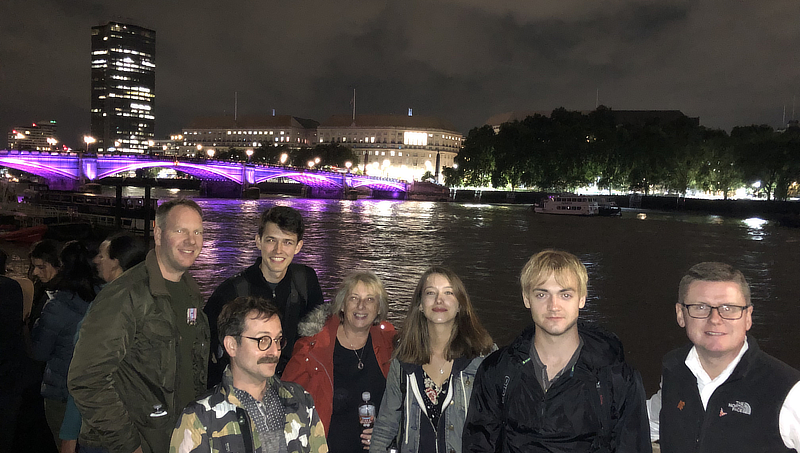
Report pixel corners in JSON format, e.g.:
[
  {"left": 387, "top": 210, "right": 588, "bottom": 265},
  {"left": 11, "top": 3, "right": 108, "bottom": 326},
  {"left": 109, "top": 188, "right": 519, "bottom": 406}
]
[
  {"left": 205, "top": 205, "right": 324, "bottom": 386},
  {"left": 171, "top": 296, "right": 327, "bottom": 453}
]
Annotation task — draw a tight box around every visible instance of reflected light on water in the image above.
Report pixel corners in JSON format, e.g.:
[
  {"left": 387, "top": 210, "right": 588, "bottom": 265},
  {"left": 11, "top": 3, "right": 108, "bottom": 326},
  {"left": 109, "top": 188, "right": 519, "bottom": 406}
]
[
  {"left": 742, "top": 217, "right": 768, "bottom": 229},
  {"left": 742, "top": 217, "right": 769, "bottom": 241}
]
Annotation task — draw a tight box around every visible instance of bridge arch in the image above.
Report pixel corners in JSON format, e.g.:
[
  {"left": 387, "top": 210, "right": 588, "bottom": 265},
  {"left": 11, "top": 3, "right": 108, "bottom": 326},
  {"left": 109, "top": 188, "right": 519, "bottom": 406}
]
[{"left": 0, "top": 151, "right": 408, "bottom": 192}]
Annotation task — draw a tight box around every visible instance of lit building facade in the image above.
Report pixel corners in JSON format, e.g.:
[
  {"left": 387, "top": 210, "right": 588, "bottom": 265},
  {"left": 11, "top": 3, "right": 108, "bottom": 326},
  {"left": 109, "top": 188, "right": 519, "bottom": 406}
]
[
  {"left": 8, "top": 120, "right": 60, "bottom": 151},
  {"left": 317, "top": 114, "right": 462, "bottom": 182},
  {"left": 180, "top": 115, "right": 319, "bottom": 154},
  {"left": 91, "top": 22, "right": 156, "bottom": 153}
]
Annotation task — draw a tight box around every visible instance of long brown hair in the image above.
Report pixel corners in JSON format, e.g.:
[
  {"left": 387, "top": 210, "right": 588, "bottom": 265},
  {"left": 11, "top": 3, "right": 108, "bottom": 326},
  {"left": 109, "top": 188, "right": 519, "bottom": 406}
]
[{"left": 394, "top": 266, "right": 493, "bottom": 365}]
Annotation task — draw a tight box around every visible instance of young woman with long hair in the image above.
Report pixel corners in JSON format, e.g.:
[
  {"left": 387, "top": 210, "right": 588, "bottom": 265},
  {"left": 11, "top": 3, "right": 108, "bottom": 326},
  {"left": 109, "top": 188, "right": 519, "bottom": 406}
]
[{"left": 370, "top": 266, "right": 494, "bottom": 453}]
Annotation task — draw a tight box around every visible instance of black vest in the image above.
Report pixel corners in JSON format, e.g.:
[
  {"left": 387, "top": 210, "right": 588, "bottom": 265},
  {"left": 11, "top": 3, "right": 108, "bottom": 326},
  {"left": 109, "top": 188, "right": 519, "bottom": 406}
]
[{"left": 660, "top": 338, "right": 800, "bottom": 453}]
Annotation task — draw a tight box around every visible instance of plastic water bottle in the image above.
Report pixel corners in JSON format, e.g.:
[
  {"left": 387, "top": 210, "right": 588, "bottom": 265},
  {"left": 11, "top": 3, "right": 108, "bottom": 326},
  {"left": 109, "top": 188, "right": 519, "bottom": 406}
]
[{"left": 359, "top": 391, "right": 376, "bottom": 429}]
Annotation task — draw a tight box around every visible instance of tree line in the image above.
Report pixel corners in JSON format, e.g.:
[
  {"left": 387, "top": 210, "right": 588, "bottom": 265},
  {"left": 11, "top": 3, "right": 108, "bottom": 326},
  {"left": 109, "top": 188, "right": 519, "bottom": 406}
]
[{"left": 443, "top": 106, "right": 800, "bottom": 201}]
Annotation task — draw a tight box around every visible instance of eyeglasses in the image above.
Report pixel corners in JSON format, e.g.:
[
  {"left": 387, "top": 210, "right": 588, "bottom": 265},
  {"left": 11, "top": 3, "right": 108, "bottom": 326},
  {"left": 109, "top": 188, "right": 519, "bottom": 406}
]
[
  {"left": 239, "top": 335, "right": 287, "bottom": 351},
  {"left": 681, "top": 303, "right": 750, "bottom": 320}
]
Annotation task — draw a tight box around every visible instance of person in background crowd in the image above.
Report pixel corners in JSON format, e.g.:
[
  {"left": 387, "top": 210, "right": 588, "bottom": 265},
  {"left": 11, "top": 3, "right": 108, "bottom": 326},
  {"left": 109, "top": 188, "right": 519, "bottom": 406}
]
[
  {"left": 59, "top": 232, "right": 148, "bottom": 453},
  {"left": 205, "top": 205, "right": 324, "bottom": 385},
  {"left": 31, "top": 241, "right": 99, "bottom": 447},
  {"left": 28, "top": 239, "right": 61, "bottom": 329},
  {"left": 371, "top": 267, "right": 495, "bottom": 453},
  {"left": 284, "top": 271, "right": 396, "bottom": 451},
  {"left": 93, "top": 233, "right": 148, "bottom": 283},
  {"left": 1, "top": 248, "right": 56, "bottom": 452},
  {"left": 463, "top": 250, "right": 651, "bottom": 453},
  {"left": 69, "top": 198, "right": 209, "bottom": 453},
  {"left": 647, "top": 262, "right": 800, "bottom": 452},
  {"left": 170, "top": 296, "right": 328, "bottom": 453}
]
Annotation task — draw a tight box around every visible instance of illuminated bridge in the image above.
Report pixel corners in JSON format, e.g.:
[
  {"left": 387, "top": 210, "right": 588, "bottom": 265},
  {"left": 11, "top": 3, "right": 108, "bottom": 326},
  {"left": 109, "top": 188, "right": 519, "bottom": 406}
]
[{"left": 0, "top": 150, "right": 408, "bottom": 197}]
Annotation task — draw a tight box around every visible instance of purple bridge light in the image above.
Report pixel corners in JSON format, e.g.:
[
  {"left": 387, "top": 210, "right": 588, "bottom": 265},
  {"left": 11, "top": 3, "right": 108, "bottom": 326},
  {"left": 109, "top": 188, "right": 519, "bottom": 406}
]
[{"left": 0, "top": 150, "right": 408, "bottom": 192}]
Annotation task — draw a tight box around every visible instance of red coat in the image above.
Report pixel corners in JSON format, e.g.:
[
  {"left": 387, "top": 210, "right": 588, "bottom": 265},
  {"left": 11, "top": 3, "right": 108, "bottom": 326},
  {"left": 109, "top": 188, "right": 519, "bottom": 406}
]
[{"left": 282, "top": 314, "right": 396, "bottom": 434}]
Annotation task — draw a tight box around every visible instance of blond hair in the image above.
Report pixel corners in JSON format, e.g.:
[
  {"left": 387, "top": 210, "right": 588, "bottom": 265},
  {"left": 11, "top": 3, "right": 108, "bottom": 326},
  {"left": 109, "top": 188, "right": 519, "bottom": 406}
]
[
  {"left": 520, "top": 250, "right": 588, "bottom": 298},
  {"left": 330, "top": 270, "right": 389, "bottom": 324}
]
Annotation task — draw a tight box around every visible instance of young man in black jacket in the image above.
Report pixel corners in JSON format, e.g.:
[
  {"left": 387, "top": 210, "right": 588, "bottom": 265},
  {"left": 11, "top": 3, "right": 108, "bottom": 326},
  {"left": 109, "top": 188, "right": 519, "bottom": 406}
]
[
  {"left": 463, "top": 249, "right": 651, "bottom": 453},
  {"left": 204, "top": 206, "right": 324, "bottom": 386}
]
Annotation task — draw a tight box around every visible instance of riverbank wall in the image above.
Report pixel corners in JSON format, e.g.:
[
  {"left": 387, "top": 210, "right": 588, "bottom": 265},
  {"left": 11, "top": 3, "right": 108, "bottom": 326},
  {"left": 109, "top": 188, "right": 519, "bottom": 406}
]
[{"left": 451, "top": 190, "right": 800, "bottom": 219}]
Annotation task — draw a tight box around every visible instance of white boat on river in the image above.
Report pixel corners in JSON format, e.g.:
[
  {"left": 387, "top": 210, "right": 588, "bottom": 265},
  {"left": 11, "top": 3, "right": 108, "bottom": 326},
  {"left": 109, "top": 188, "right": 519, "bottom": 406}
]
[{"left": 534, "top": 195, "right": 621, "bottom": 216}]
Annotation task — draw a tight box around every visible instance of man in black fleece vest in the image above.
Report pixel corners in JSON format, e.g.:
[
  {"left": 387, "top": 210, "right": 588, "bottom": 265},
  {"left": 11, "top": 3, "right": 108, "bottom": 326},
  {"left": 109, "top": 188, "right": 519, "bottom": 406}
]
[{"left": 647, "top": 262, "right": 800, "bottom": 452}]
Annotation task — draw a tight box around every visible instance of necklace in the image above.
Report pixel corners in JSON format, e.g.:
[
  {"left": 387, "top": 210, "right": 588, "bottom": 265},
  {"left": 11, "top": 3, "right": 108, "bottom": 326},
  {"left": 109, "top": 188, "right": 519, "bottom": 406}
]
[
  {"left": 353, "top": 345, "right": 366, "bottom": 370},
  {"left": 341, "top": 326, "right": 368, "bottom": 370},
  {"left": 433, "top": 358, "right": 451, "bottom": 375}
]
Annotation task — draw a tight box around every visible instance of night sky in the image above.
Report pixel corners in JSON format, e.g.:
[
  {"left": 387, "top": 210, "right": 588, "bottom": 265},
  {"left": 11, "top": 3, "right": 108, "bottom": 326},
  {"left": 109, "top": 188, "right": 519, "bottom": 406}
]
[{"left": 2, "top": 0, "right": 799, "bottom": 149}]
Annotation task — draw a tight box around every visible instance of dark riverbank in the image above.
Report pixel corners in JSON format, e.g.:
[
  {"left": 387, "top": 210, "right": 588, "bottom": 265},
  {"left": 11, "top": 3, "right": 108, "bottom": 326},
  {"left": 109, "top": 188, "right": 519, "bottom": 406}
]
[{"left": 453, "top": 190, "right": 800, "bottom": 220}]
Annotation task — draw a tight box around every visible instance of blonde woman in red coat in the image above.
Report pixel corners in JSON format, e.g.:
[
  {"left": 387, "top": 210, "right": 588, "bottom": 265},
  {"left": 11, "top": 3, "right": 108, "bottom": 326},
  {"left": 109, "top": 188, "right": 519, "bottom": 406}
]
[{"left": 283, "top": 270, "right": 396, "bottom": 452}]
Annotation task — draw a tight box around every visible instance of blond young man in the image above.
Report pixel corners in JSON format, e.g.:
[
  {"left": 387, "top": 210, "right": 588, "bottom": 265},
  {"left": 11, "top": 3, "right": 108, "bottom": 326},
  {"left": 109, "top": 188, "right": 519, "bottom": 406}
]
[{"left": 464, "top": 250, "right": 650, "bottom": 453}]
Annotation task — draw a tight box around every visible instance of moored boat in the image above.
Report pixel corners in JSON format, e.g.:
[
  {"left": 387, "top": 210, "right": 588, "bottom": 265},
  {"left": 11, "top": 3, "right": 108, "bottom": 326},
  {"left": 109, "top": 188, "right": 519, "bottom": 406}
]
[
  {"left": 0, "top": 224, "right": 47, "bottom": 243},
  {"left": 596, "top": 197, "right": 622, "bottom": 216},
  {"left": 534, "top": 195, "right": 601, "bottom": 216}
]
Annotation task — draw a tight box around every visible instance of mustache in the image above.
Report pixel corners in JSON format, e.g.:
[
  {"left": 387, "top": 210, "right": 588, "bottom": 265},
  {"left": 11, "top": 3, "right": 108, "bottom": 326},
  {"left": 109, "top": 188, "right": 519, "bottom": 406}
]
[{"left": 258, "top": 356, "right": 280, "bottom": 364}]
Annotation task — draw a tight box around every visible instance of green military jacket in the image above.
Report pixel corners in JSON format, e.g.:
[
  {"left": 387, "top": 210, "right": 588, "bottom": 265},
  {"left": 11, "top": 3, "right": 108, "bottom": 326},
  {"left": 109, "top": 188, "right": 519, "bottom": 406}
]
[
  {"left": 69, "top": 250, "right": 210, "bottom": 453},
  {"left": 170, "top": 367, "right": 328, "bottom": 453}
]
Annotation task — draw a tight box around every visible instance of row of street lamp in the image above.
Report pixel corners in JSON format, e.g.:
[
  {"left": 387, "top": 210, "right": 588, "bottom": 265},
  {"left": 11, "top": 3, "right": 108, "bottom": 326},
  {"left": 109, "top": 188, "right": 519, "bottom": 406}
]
[{"left": 79, "top": 138, "right": 354, "bottom": 172}]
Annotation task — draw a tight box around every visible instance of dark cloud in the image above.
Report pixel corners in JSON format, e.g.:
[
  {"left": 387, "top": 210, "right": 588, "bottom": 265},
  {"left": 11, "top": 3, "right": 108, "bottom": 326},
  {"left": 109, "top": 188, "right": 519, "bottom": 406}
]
[{"left": 2, "top": 0, "right": 800, "bottom": 149}]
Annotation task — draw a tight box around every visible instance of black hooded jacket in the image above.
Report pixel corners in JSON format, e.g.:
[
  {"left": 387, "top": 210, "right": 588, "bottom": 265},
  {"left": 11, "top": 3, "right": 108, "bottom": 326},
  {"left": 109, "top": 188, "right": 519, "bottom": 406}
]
[{"left": 463, "top": 322, "right": 651, "bottom": 453}]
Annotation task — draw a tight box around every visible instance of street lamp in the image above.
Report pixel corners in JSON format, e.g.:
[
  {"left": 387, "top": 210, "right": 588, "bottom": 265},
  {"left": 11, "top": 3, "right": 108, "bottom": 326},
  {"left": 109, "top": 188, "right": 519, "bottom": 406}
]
[
  {"left": 314, "top": 157, "right": 321, "bottom": 164},
  {"left": 83, "top": 135, "right": 96, "bottom": 153},
  {"left": 308, "top": 160, "right": 315, "bottom": 168},
  {"left": 207, "top": 149, "right": 215, "bottom": 159},
  {"left": 345, "top": 161, "right": 352, "bottom": 173},
  {"left": 246, "top": 149, "right": 254, "bottom": 162},
  {"left": 280, "top": 153, "right": 288, "bottom": 165}
]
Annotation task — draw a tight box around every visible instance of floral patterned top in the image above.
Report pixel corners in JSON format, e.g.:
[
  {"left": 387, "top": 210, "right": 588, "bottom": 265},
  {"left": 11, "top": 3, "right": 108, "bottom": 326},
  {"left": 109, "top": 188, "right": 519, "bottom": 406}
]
[{"left": 420, "top": 370, "right": 450, "bottom": 428}]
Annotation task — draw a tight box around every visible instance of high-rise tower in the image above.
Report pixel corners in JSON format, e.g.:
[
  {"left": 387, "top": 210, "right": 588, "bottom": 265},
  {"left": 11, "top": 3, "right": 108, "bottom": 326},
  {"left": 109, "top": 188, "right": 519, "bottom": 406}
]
[{"left": 90, "top": 22, "right": 155, "bottom": 153}]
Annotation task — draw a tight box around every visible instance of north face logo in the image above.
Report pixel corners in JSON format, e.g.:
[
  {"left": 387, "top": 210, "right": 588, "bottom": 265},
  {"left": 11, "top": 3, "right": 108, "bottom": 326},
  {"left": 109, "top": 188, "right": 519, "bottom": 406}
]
[{"left": 728, "top": 401, "right": 752, "bottom": 415}]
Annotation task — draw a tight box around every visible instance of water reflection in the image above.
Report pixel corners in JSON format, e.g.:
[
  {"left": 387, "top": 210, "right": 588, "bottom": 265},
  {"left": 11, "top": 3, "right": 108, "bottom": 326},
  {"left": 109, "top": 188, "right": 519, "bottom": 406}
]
[
  {"left": 742, "top": 217, "right": 769, "bottom": 241},
  {"left": 3, "top": 197, "right": 798, "bottom": 396}
]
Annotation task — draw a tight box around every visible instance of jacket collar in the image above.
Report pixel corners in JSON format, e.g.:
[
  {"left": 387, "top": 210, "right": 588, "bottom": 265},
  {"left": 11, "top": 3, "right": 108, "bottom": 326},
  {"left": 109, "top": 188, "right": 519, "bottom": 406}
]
[
  {"left": 509, "top": 322, "right": 625, "bottom": 368},
  {"left": 298, "top": 303, "right": 395, "bottom": 344},
  {"left": 145, "top": 249, "right": 201, "bottom": 299},
  {"left": 220, "top": 365, "right": 281, "bottom": 407},
  {"left": 705, "top": 335, "right": 759, "bottom": 385}
]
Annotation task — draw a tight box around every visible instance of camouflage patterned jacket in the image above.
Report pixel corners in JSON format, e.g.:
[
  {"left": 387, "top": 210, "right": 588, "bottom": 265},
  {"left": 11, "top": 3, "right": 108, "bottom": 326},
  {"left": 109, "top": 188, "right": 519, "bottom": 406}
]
[{"left": 170, "top": 367, "right": 328, "bottom": 453}]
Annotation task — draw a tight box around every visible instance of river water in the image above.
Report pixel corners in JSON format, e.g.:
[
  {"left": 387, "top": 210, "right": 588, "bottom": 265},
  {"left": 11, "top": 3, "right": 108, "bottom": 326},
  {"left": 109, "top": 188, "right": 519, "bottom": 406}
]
[{"left": 5, "top": 194, "right": 800, "bottom": 393}]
